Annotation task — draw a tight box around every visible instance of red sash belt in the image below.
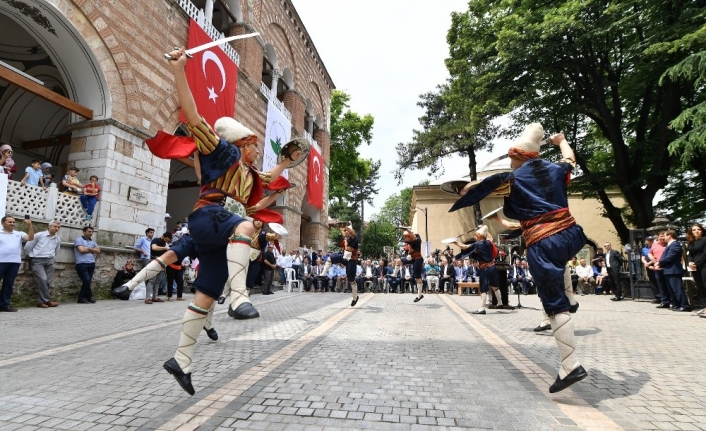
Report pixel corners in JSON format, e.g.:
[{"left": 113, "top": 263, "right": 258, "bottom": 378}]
[
  {"left": 479, "top": 262, "right": 495, "bottom": 270},
  {"left": 521, "top": 208, "right": 575, "bottom": 247},
  {"left": 410, "top": 250, "right": 423, "bottom": 260}
]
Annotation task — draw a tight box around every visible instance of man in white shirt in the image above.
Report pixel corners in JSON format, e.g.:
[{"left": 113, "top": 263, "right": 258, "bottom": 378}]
[
  {"left": 24, "top": 221, "right": 62, "bottom": 308},
  {"left": 280, "top": 251, "right": 293, "bottom": 285},
  {"left": 574, "top": 258, "right": 595, "bottom": 296},
  {"left": 0, "top": 216, "right": 34, "bottom": 312}
]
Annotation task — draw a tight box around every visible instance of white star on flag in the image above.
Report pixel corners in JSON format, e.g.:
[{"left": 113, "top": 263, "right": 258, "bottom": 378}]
[{"left": 207, "top": 86, "right": 218, "bottom": 102}]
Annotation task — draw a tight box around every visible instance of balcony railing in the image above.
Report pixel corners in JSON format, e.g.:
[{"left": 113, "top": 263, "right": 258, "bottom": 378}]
[
  {"left": 259, "top": 82, "right": 293, "bottom": 121},
  {"left": 175, "top": 0, "right": 240, "bottom": 66},
  {"left": 302, "top": 130, "right": 322, "bottom": 154},
  {"left": 4, "top": 180, "right": 94, "bottom": 228}
]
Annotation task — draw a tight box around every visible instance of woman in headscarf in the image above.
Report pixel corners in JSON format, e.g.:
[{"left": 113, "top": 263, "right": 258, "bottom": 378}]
[
  {"left": 112, "top": 259, "right": 137, "bottom": 295},
  {"left": 0, "top": 144, "right": 17, "bottom": 179}
]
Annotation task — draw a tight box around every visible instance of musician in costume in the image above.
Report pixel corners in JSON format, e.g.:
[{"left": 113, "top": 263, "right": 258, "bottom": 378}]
[
  {"left": 153, "top": 48, "right": 302, "bottom": 396},
  {"left": 320, "top": 225, "right": 361, "bottom": 306},
  {"left": 398, "top": 228, "right": 425, "bottom": 302},
  {"left": 449, "top": 123, "right": 587, "bottom": 393},
  {"left": 454, "top": 226, "right": 503, "bottom": 313}
]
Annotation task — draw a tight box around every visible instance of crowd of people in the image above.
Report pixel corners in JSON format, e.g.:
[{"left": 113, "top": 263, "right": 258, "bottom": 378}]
[{"left": 1, "top": 143, "right": 100, "bottom": 222}]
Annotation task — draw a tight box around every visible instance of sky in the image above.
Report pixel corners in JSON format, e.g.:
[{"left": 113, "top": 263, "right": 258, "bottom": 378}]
[{"left": 292, "top": 0, "right": 515, "bottom": 216}]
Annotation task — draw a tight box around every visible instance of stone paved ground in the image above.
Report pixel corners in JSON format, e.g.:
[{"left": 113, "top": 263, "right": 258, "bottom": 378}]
[{"left": 1, "top": 290, "right": 705, "bottom": 430}]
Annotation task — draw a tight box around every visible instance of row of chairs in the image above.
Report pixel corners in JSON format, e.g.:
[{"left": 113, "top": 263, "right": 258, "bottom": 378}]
[{"left": 283, "top": 271, "right": 454, "bottom": 294}]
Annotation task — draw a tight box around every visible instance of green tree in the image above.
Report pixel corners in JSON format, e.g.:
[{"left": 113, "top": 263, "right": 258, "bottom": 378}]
[
  {"left": 446, "top": 0, "right": 705, "bottom": 242},
  {"left": 360, "top": 220, "right": 398, "bottom": 259},
  {"left": 394, "top": 84, "right": 497, "bottom": 224},
  {"left": 374, "top": 187, "right": 414, "bottom": 226},
  {"left": 329, "top": 90, "right": 375, "bottom": 202}
]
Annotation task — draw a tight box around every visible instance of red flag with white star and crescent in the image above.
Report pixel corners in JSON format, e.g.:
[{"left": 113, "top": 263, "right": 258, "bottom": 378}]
[
  {"left": 307, "top": 146, "right": 324, "bottom": 209},
  {"left": 179, "top": 18, "right": 238, "bottom": 126}
]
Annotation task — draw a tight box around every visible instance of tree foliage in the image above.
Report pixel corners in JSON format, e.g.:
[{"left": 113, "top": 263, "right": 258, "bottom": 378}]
[
  {"left": 445, "top": 0, "right": 705, "bottom": 242},
  {"left": 329, "top": 90, "right": 375, "bottom": 202},
  {"left": 360, "top": 220, "right": 398, "bottom": 259},
  {"left": 394, "top": 84, "right": 497, "bottom": 184},
  {"left": 374, "top": 187, "right": 414, "bottom": 226}
]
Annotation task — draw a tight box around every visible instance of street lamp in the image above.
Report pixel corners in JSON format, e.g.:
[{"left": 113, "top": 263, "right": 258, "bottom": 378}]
[{"left": 415, "top": 207, "right": 429, "bottom": 256}]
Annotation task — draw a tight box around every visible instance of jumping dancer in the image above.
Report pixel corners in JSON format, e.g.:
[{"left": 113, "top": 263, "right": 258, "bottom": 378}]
[
  {"left": 157, "top": 48, "right": 302, "bottom": 395},
  {"left": 320, "top": 225, "right": 360, "bottom": 306},
  {"left": 454, "top": 226, "right": 502, "bottom": 314},
  {"left": 397, "top": 228, "right": 425, "bottom": 302},
  {"left": 450, "top": 123, "right": 588, "bottom": 393}
]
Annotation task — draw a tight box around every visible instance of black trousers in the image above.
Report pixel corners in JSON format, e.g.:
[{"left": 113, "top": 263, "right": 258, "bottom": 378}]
[{"left": 607, "top": 268, "right": 622, "bottom": 298}]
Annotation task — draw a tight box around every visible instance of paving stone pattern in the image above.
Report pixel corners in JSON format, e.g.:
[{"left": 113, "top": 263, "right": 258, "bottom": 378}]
[{"left": 0, "top": 291, "right": 704, "bottom": 430}]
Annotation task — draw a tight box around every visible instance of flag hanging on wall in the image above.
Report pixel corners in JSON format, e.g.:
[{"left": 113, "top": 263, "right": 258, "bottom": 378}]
[
  {"left": 180, "top": 19, "right": 238, "bottom": 126},
  {"left": 307, "top": 146, "right": 323, "bottom": 209},
  {"left": 263, "top": 99, "right": 292, "bottom": 178}
]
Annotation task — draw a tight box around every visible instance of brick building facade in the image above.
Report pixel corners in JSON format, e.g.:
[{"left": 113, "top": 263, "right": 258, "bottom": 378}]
[{"left": 0, "top": 0, "right": 333, "bottom": 253}]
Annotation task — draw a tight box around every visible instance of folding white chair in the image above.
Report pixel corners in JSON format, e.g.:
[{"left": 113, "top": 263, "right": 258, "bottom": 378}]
[{"left": 285, "top": 268, "right": 301, "bottom": 293}]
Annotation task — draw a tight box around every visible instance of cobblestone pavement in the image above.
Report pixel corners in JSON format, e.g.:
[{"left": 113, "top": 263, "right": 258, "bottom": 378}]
[{"left": 1, "top": 290, "right": 705, "bottom": 431}]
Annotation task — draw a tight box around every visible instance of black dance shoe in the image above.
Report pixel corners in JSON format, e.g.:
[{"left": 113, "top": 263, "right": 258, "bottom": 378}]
[
  {"left": 217, "top": 296, "right": 226, "bottom": 304},
  {"left": 203, "top": 326, "right": 218, "bottom": 341},
  {"left": 549, "top": 365, "right": 588, "bottom": 393},
  {"left": 569, "top": 302, "right": 579, "bottom": 313},
  {"left": 610, "top": 297, "right": 622, "bottom": 301},
  {"left": 112, "top": 285, "right": 130, "bottom": 300},
  {"left": 414, "top": 295, "right": 424, "bottom": 303},
  {"left": 163, "top": 358, "right": 195, "bottom": 396},
  {"left": 471, "top": 309, "right": 486, "bottom": 315},
  {"left": 534, "top": 324, "right": 552, "bottom": 332},
  {"left": 228, "top": 303, "right": 260, "bottom": 319},
  {"left": 351, "top": 296, "right": 359, "bottom": 307}
]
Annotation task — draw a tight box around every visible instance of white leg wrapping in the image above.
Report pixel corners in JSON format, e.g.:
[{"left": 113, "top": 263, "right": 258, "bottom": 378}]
[
  {"left": 321, "top": 261, "right": 332, "bottom": 279},
  {"left": 417, "top": 281, "right": 423, "bottom": 298},
  {"left": 392, "top": 265, "right": 400, "bottom": 277},
  {"left": 227, "top": 242, "right": 253, "bottom": 311},
  {"left": 550, "top": 312, "right": 580, "bottom": 379},
  {"left": 351, "top": 281, "right": 358, "bottom": 300},
  {"left": 125, "top": 259, "right": 163, "bottom": 291},
  {"left": 564, "top": 268, "right": 576, "bottom": 305},
  {"left": 493, "top": 287, "right": 502, "bottom": 304},
  {"left": 539, "top": 308, "right": 550, "bottom": 327},
  {"left": 174, "top": 303, "right": 209, "bottom": 373},
  {"left": 477, "top": 292, "right": 487, "bottom": 311},
  {"left": 203, "top": 302, "right": 216, "bottom": 330}
]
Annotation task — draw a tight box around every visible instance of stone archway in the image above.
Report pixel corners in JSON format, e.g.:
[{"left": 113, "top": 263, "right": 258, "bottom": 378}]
[{"left": 0, "top": 1, "right": 111, "bottom": 169}]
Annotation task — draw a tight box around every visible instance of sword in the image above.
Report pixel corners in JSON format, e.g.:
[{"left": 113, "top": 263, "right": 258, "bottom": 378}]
[{"left": 163, "top": 32, "right": 260, "bottom": 60}]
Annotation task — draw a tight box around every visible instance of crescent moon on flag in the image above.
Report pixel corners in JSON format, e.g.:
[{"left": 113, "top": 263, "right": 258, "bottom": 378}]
[
  {"left": 312, "top": 156, "right": 321, "bottom": 183},
  {"left": 202, "top": 50, "right": 227, "bottom": 92}
]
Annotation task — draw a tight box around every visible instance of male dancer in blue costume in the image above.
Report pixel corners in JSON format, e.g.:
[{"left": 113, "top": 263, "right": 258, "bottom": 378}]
[
  {"left": 450, "top": 123, "right": 587, "bottom": 393},
  {"left": 454, "top": 225, "right": 503, "bottom": 314},
  {"left": 320, "top": 225, "right": 361, "bottom": 306},
  {"left": 154, "top": 48, "right": 302, "bottom": 395},
  {"left": 397, "top": 228, "right": 425, "bottom": 302}
]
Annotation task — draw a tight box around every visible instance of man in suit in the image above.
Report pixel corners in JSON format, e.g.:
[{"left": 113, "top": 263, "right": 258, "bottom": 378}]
[
  {"left": 509, "top": 258, "right": 526, "bottom": 294},
  {"left": 298, "top": 256, "right": 314, "bottom": 291},
  {"left": 313, "top": 258, "right": 328, "bottom": 292},
  {"left": 452, "top": 260, "right": 465, "bottom": 294},
  {"left": 376, "top": 260, "right": 389, "bottom": 292},
  {"left": 387, "top": 259, "right": 401, "bottom": 293},
  {"left": 439, "top": 258, "right": 454, "bottom": 294},
  {"left": 655, "top": 230, "right": 691, "bottom": 311},
  {"left": 605, "top": 242, "right": 625, "bottom": 301},
  {"left": 357, "top": 259, "right": 378, "bottom": 292}
]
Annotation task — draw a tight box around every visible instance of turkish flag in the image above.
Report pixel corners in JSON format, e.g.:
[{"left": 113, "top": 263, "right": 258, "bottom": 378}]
[
  {"left": 307, "top": 146, "right": 324, "bottom": 209},
  {"left": 180, "top": 19, "right": 238, "bottom": 126}
]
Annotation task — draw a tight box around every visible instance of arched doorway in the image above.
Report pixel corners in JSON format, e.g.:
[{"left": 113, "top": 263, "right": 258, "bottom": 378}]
[{"left": 0, "top": 1, "right": 109, "bottom": 173}]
